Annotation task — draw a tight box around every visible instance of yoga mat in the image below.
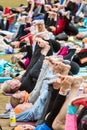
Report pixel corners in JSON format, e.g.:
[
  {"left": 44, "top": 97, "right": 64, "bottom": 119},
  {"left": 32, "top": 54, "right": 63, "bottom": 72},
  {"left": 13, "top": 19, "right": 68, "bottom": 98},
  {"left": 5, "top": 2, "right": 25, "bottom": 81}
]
[
  {"left": 74, "top": 66, "right": 87, "bottom": 77},
  {"left": 4, "top": 93, "right": 13, "bottom": 96},
  {"left": 75, "top": 72, "right": 87, "bottom": 76},
  {"left": 78, "top": 27, "right": 87, "bottom": 32},
  {"left": 80, "top": 67, "right": 87, "bottom": 70},
  {"left": 16, "top": 121, "right": 36, "bottom": 126},
  {"left": 0, "top": 52, "right": 5, "bottom": 55},
  {"left": 0, "top": 77, "right": 12, "bottom": 83},
  {"left": 6, "top": 103, "right": 12, "bottom": 110}
]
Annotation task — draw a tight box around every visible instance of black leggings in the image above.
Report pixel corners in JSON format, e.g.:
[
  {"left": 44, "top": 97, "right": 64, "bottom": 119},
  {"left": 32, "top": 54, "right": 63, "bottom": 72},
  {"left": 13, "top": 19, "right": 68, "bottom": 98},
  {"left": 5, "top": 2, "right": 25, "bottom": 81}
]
[
  {"left": 64, "top": 23, "right": 78, "bottom": 36},
  {"left": 45, "top": 93, "right": 66, "bottom": 128},
  {"left": 20, "top": 54, "right": 45, "bottom": 93},
  {"left": 63, "top": 48, "right": 80, "bottom": 75},
  {"left": 64, "top": 48, "right": 76, "bottom": 61}
]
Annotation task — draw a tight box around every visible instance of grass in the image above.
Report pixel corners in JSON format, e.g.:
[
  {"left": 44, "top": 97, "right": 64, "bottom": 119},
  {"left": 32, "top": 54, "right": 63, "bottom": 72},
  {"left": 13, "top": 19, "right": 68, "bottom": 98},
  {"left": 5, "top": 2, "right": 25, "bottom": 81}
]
[
  {"left": 0, "top": 0, "right": 27, "bottom": 8},
  {"left": 0, "top": 94, "right": 12, "bottom": 130}
]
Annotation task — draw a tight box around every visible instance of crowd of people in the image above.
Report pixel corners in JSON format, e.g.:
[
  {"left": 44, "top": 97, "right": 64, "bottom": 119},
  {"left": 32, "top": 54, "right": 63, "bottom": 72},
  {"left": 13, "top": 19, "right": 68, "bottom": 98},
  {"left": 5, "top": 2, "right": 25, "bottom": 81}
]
[{"left": 0, "top": 0, "right": 87, "bottom": 129}]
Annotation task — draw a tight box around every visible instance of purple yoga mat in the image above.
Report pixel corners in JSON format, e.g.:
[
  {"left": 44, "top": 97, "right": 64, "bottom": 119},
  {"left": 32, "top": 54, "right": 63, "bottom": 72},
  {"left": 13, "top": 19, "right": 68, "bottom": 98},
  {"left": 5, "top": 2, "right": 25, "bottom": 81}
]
[
  {"left": 16, "top": 121, "right": 36, "bottom": 126},
  {"left": 4, "top": 93, "right": 12, "bottom": 96},
  {"left": 6, "top": 103, "right": 12, "bottom": 110}
]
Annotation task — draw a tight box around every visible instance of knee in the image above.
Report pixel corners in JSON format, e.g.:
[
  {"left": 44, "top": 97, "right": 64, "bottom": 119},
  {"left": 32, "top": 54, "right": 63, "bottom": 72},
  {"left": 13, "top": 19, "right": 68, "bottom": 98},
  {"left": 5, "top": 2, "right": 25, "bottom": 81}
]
[
  {"left": 52, "top": 119, "right": 65, "bottom": 130},
  {"left": 70, "top": 61, "right": 80, "bottom": 75}
]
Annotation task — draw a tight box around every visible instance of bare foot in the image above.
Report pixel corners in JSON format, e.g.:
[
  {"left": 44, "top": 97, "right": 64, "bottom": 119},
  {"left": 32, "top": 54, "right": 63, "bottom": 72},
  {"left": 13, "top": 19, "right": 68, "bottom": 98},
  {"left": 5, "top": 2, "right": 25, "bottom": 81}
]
[
  {"left": 54, "top": 62, "right": 71, "bottom": 75},
  {"left": 58, "top": 75, "right": 74, "bottom": 93},
  {"left": 44, "top": 56, "right": 63, "bottom": 70},
  {"left": 52, "top": 77, "right": 61, "bottom": 90},
  {"left": 45, "top": 55, "right": 63, "bottom": 64},
  {"left": 71, "top": 76, "right": 83, "bottom": 87}
]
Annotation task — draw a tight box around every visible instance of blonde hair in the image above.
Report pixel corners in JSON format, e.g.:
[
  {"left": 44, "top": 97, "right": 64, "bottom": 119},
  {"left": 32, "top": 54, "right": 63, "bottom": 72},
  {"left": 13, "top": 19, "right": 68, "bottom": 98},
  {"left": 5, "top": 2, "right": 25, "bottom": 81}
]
[
  {"left": 10, "top": 95, "right": 20, "bottom": 108},
  {"left": 0, "top": 81, "right": 11, "bottom": 94}
]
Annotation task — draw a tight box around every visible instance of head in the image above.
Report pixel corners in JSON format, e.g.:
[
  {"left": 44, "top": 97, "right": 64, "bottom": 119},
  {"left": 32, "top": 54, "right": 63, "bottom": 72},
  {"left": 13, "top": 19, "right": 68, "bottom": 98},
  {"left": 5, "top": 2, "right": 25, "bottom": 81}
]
[
  {"left": 75, "top": 44, "right": 81, "bottom": 53},
  {"left": 27, "top": 0, "right": 33, "bottom": 4},
  {"left": 0, "top": 5, "right": 3, "bottom": 11},
  {"left": 0, "top": 81, "right": 11, "bottom": 94},
  {"left": 76, "top": 33, "right": 83, "bottom": 40},
  {"left": 17, "top": 16, "right": 26, "bottom": 24},
  {"left": 4, "top": 7, "right": 11, "bottom": 14},
  {"left": 33, "top": 19, "right": 45, "bottom": 32},
  {"left": 10, "top": 91, "right": 27, "bottom": 108},
  {"left": 0, "top": 79, "right": 21, "bottom": 94}
]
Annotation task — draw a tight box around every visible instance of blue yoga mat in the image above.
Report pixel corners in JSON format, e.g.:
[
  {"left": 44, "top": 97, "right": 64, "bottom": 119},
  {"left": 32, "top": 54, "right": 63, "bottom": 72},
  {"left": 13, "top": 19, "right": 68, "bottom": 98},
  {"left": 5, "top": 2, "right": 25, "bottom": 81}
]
[
  {"left": 75, "top": 72, "right": 87, "bottom": 77},
  {"left": 0, "top": 77, "right": 12, "bottom": 83},
  {"left": 80, "top": 67, "right": 87, "bottom": 72},
  {"left": 0, "top": 52, "right": 5, "bottom": 55},
  {"left": 78, "top": 27, "right": 87, "bottom": 32},
  {"left": 74, "top": 67, "right": 87, "bottom": 77}
]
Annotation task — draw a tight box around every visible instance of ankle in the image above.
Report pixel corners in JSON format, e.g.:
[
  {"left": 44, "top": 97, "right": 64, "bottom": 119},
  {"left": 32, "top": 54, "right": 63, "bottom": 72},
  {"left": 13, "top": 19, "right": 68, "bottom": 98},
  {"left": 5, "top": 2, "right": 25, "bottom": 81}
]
[{"left": 41, "top": 45, "right": 50, "bottom": 56}]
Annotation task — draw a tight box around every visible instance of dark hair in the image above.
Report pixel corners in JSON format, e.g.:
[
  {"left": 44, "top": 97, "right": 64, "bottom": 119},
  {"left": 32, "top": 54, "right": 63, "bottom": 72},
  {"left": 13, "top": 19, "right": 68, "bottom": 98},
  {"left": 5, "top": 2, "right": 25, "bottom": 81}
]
[
  {"left": 0, "top": 5, "right": 3, "bottom": 11},
  {"left": 19, "top": 4, "right": 24, "bottom": 7},
  {"left": 10, "top": 8, "right": 19, "bottom": 13}
]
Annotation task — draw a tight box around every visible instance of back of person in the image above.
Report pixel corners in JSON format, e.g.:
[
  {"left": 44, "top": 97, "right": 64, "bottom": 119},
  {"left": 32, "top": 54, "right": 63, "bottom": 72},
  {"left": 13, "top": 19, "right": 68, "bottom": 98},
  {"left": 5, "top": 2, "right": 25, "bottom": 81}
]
[{"left": 77, "top": 107, "right": 87, "bottom": 130}]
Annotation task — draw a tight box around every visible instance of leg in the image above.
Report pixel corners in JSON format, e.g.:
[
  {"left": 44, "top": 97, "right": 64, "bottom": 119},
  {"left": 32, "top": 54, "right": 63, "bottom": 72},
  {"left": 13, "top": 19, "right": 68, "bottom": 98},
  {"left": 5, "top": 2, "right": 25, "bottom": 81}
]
[
  {"left": 52, "top": 77, "right": 83, "bottom": 130},
  {"left": 65, "top": 23, "right": 78, "bottom": 36}
]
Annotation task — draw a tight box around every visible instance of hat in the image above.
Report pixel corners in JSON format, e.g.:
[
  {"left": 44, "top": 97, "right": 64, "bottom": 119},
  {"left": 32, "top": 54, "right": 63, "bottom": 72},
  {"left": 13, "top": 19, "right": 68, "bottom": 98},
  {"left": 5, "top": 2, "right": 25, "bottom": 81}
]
[{"left": 33, "top": 19, "right": 44, "bottom": 25}]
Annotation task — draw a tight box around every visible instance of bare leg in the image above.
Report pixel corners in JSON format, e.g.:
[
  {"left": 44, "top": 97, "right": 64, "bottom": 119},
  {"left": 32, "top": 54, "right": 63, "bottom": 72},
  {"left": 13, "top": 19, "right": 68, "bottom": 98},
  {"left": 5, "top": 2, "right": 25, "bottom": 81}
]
[{"left": 52, "top": 76, "right": 83, "bottom": 130}]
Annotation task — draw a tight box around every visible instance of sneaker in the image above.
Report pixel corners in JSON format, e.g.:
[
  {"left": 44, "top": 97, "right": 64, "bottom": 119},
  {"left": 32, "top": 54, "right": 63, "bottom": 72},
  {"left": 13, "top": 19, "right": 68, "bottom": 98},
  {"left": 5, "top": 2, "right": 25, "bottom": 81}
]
[{"left": 72, "top": 96, "right": 87, "bottom": 108}]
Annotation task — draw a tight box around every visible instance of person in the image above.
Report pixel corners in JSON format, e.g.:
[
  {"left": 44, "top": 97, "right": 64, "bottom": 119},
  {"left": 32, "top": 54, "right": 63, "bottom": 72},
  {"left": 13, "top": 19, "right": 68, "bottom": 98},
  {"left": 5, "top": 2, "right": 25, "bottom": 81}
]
[
  {"left": 10, "top": 57, "right": 69, "bottom": 107},
  {"left": 0, "top": 58, "right": 71, "bottom": 121},
  {"left": 73, "top": 47, "right": 87, "bottom": 67},
  {"left": 76, "top": 32, "right": 87, "bottom": 40},
  {"left": 0, "top": 5, "right": 4, "bottom": 30},
  {"left": 0, "top": 79, "right": 21, "bottom": 94},
  {"left": 65, "top": 95, "right": 87, "bottom": 130},
  {"left": 24, "top": 0, "right": 34, "bottom": 22},
  {"left": 0, "top": 37, "right": 52, "bottom": 93},
  {"left": 12, "top": 75, "right": 83, "bottom": 130}
]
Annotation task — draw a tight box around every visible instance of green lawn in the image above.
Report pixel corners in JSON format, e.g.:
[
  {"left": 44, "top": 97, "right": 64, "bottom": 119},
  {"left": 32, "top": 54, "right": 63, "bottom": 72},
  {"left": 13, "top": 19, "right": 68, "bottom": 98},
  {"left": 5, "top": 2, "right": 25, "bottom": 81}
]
[{"left": 0, "top": 0, "right": 27, "bottom": 8}]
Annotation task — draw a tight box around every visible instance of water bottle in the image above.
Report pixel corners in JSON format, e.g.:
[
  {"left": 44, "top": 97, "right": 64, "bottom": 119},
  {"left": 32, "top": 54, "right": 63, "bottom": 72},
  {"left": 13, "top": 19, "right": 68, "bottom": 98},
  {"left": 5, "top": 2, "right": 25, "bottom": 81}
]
[{"left": 10, "top": 109, "right": 16, "bottom": 127}]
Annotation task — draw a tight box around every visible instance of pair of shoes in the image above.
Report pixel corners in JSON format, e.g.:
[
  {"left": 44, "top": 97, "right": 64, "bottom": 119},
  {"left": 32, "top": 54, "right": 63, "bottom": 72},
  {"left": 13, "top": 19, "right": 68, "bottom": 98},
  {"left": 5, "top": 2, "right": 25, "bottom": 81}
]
[{"left": 72, "top": 96, "right": 87, "bottom": 108}]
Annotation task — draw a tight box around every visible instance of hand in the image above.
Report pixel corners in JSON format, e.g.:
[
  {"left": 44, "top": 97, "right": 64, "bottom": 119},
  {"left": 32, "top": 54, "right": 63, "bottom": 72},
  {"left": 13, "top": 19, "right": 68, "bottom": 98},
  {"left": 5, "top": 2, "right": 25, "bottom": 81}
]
[
  {"left": 49, "top": 26, "right": 56, "bottom": 31},
  {"left": 24, "top": 27, "right": 30, "bottom": 31}
]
